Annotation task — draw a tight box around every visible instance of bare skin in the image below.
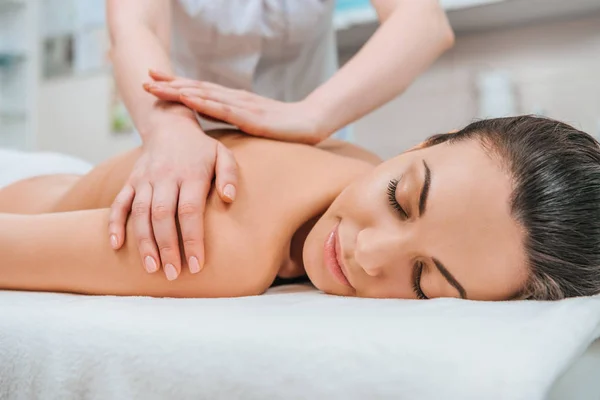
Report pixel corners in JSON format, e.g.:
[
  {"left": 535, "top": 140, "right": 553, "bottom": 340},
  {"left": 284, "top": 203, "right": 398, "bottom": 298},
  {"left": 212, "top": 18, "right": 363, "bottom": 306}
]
[
  {"left": 0, "top": 133, "right": 374, "bottom": 297},
  {"left": 0, "top": 132, "right": 526, "bottom": 300}
]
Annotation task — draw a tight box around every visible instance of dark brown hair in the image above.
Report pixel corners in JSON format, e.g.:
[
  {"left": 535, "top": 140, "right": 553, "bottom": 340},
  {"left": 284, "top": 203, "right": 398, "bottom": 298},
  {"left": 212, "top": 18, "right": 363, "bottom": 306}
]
[{"left": 425, "top": 115, "right": 600, "bottom": 300}]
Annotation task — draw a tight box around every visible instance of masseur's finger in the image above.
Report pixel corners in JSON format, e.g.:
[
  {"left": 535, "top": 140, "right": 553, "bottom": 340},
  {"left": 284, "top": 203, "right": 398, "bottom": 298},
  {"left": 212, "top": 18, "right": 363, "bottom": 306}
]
[
  {"left": 151, "top": 181, "right": 182, "bottom": 281},
  {"left": 175, "top": 87, "right": 249, "bottom": 108},
  {"left": 180, "top": 94, "right": 253, "bottom": 130},
  {"left": 131, "top": 183, "right": 160, "bottom": 275},
  {"left": 149, "top": 69, "right": 176, "bottom": 82},
  {"left": 108, "top": 184, "right": 135, "bottom": 250},
  {"left": 145, "top": 83, "right": 246, "bottom": 108},
  {"left": 167, "top": 80, "right": 226, "bottom": 91},
  {"left": 144, "top": 83, "right": 181, "bottom": 102},
  {"left": 178, "top": 180, "right": 209, "bottom": 274},
  {"left": 215, "top": 143, "right": 239, "bottom": 203}
]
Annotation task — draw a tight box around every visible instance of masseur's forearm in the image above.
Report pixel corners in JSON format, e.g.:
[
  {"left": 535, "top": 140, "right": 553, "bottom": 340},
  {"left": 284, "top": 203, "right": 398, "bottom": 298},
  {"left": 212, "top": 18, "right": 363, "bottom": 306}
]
[
  {"left": 306, "top": 0, "right": 455, "bottom": 136},
  {"left": 107, "top": 0, "right": 195, "bottom": 140}
]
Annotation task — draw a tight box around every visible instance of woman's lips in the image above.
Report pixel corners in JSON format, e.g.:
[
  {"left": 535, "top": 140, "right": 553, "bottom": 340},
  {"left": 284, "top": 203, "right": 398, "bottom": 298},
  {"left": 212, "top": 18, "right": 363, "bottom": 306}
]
[{"left": 324, "top": 222, "right": 353, "bottom": 288}]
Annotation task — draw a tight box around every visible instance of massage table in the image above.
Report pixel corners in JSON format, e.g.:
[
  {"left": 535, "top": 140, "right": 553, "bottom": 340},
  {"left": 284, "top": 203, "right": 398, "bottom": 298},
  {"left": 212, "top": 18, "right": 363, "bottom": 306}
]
[{"left": 1, "top": 285, "right": 599, "bottom": 399}]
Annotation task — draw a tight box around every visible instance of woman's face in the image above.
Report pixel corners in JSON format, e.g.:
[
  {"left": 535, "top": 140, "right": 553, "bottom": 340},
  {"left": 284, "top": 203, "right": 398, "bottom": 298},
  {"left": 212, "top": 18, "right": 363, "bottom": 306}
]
[{"left": 303, "top": 139, "right": 528, "bottom": 301}]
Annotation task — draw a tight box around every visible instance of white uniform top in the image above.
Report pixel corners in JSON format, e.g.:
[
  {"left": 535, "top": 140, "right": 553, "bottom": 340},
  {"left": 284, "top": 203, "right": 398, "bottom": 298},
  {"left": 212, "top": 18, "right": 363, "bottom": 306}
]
[
  {"left": 170, "top": 0, "right": 350, "bottom": 138},
  {"left": 171, "top": 0, "right": 337, "bottom": 101}
]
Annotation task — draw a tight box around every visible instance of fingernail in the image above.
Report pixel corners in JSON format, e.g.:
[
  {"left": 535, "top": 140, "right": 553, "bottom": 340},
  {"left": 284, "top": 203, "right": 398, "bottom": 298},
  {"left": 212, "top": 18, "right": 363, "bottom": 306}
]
[
  {"left": 165, "top": 264, "right": 178, "bottom": 281},
  {"left": 180, "top": 90, "right": 193, "bottom": 98},
  {"left": 144, "top": 256, "right": 158, "bottom": 273},
  {"left": 189, "top": 256, "right": 201, "bottom": 274},
  {"left": 110, "top": 234, "right": 118, "bottom": 249},
  {"left": 224, "top": 184, "right": 236, "bottom": 201}
]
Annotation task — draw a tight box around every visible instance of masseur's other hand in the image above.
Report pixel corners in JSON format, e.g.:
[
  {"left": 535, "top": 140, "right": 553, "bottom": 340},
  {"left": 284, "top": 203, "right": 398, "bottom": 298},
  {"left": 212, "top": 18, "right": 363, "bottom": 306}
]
[
  {"left": 108, "top": 112, "right": 238, "bottom": 281},
  {"left": 144, "top": 70, "right": 327, "bottom": 145}
]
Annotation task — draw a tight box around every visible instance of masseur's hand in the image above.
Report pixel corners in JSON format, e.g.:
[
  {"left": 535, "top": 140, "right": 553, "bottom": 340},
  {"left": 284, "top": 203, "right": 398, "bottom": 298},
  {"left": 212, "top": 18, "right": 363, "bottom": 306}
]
[
  {"left": 109, "top": 112, "right": 238, "bottom": 281},
  {"left": 144, "top": 70, "right": 328, "bottom": 145}
]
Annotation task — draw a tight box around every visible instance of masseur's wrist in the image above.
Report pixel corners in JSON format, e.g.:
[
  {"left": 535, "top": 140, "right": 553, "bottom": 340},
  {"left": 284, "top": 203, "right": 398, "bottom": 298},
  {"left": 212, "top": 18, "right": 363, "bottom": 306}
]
[
  {"left": 152, "top": 99, "right": 196, "bottom": 119},
  {"left": 140, "top": 100, "right": 200, "bottom": 141},
  {"left": 300, "top": 96, "right": 341, "bottom": 142}
]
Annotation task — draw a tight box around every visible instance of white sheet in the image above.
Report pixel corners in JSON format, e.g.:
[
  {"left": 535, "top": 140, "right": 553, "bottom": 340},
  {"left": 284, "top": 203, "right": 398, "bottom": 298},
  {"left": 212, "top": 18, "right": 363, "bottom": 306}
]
[
  {"left": 549, "top": 338, "right": 600, "bottom": 399},
  {"left": 1, "top": 286, "right": 599, "bottom": 400},
  {"left": 0, "top": 149, "right": 93, "bottom": 189}
]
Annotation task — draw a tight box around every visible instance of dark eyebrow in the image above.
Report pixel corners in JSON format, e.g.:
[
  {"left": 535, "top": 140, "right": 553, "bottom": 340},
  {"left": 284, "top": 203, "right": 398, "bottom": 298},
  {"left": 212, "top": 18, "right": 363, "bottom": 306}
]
[
  {"left": 432, "top": 258, "right": 467, "bottom": 299},
  {"left": 419, "top": 160, "right": 431, "bottom": 216}
]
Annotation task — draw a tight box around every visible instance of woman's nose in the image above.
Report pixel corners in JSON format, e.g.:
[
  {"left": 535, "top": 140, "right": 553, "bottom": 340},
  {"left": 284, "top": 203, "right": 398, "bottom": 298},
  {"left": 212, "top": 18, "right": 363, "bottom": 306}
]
[{"left": 354, "top": 227, "right": 407, "bottom": 277}]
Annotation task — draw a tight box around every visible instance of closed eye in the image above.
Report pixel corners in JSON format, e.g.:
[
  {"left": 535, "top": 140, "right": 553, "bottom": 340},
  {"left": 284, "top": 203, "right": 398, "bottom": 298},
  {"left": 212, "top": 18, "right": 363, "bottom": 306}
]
[
  {"left": 412, "top": 262, "right": 429, "bottom": 299},
  {"left": 387, "top": 178, "right": 408, "bottom": 219}
]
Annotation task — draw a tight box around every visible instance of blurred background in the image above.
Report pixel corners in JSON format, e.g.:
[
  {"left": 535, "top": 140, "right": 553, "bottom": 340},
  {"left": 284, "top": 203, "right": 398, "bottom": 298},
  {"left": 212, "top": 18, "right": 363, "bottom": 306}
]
[{"left": 1, "top": 0, "right": 600, "bottom": 162}]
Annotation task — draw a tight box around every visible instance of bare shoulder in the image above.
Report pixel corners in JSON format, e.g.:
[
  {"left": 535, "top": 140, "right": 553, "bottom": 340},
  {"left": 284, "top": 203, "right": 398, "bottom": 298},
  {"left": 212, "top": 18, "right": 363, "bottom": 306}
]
[
  {"left": 201, "top": 131, "right": 374, "bottom": 294},
  {"left": 316, "top": 139, "right": 383, "bottom": 165},
  {"left": 209, "top": 130, "right": 382, "bottom": 165}
]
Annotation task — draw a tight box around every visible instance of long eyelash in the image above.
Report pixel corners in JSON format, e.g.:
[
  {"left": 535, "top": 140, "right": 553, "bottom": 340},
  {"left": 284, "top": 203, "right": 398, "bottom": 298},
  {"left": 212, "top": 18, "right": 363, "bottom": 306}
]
[
  {"left": 412, "top": 262, "right": 429, "bottom": 300},
  {"left": 387, "top": 178, "right": 408, "bottom": 219}
]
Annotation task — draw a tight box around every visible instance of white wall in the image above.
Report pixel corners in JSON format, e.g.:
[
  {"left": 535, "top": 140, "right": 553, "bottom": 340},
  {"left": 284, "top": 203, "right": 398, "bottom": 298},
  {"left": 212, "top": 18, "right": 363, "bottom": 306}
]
[
  {"left": 36, "top": 72, "right": 134, "bottom": 163},
  {"left": 348, "top": 12, "right": 600, "bottom": 159}
]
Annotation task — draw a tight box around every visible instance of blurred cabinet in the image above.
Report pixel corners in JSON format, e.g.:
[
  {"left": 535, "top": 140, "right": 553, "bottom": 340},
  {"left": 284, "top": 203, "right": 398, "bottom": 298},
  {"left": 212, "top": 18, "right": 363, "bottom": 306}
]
[{"left": 0, "top": 0, "right": 38, "bottom": 150}]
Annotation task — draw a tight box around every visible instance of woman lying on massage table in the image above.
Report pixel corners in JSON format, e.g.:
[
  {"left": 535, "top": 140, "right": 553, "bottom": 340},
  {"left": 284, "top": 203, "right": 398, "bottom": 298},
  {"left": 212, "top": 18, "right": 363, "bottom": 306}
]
[{"left": 0, "top": 114, "right": 599, "bottom": 301}]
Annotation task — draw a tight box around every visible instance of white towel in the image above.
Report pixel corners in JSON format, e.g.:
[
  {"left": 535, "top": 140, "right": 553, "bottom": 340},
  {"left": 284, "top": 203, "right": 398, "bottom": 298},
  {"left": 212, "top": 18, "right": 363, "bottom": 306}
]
[
  {"left": 0, "top": 287, "right": 599, "bottom": 399},
  {"left": 0, "top": 149, "right": 93, "bottom": 189}
]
